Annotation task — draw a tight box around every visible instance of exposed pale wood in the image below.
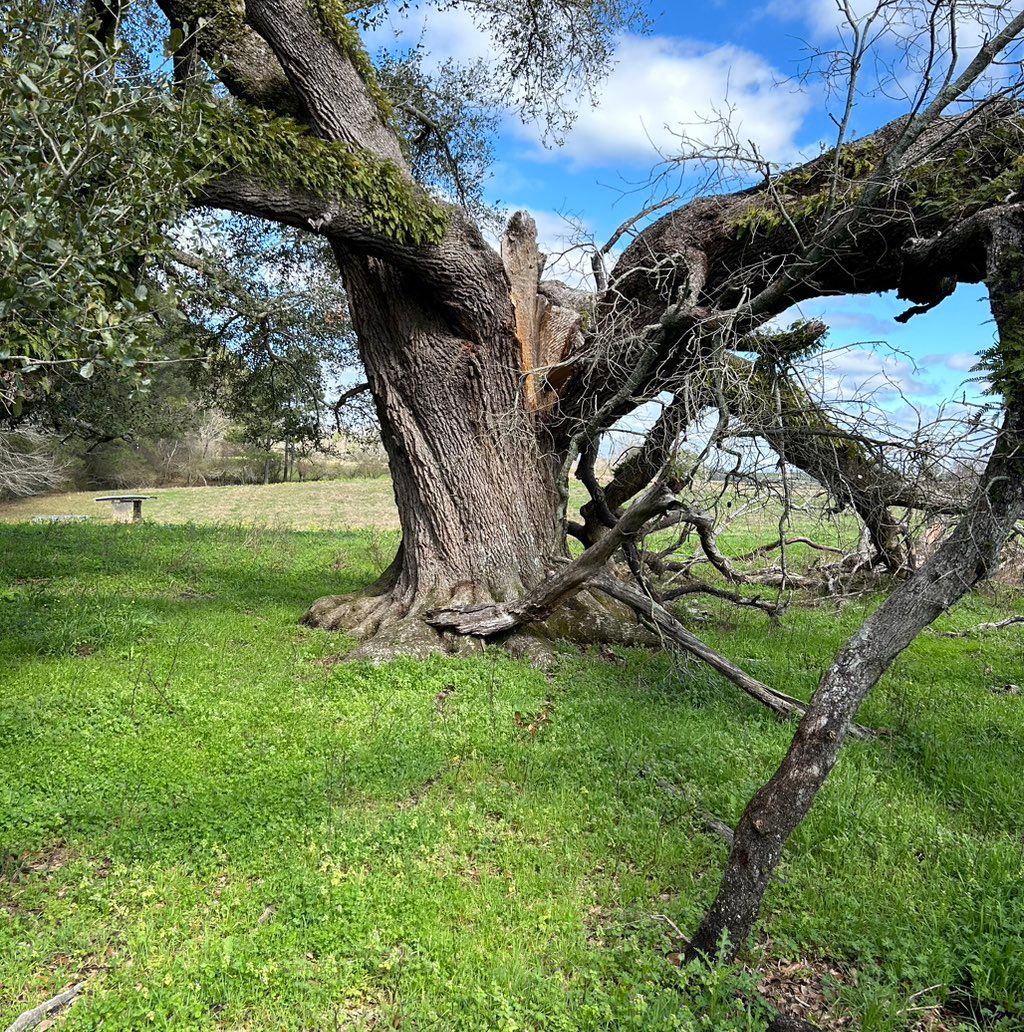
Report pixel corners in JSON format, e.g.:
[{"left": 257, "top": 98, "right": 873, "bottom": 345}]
[{"left": 501, "top": 212, "right": 580, "bottom": 412}]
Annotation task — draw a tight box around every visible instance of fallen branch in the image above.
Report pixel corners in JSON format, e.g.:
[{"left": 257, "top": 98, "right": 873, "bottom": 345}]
[
  {"left": 659, "top": 578, "right": 785, "bottom": 618},
  {"left": 5, "top": 983, "right": 84, "bottom": 1032},
  {"left": 934, "top": 615, "right": 1024, "bottom": 637},
  {"left": 649, "top": 512, "right": 817, "bottom": 590},
  {"left": 593, "top": 574, "right": 812, "bottom": 722},
  {"left": 428, "top": 485, "right": 678, "bottom": 635}
]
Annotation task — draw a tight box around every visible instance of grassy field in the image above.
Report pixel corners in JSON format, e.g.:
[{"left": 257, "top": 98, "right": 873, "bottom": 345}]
[
  {"left": 0, "top": 478, "right": 861, "bottom": 558},
  {"left": 0, "top": 479, "right": 401, "bottom": 531},
  {"left": 2, "top": 487, "right": 1023, "bottom": 1029}
]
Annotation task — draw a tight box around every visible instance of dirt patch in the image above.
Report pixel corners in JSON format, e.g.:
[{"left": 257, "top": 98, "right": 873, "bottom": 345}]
[
  {"left": 307, "top": 654, "right": 347, "bottom": 669},
  {"left": 19, "top": 843, "right": 77, "bottom": 876},
  {"left": 3, "top": 844, "right": 111, "bottom": 885},
  {"left": 513, "top": 700, "right": 553, "bottom": 739},
  {"left": 433, "top": 684, "right": 456, "bottom": 714}
]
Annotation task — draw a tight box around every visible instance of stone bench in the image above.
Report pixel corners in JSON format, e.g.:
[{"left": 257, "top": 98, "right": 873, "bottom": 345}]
[{"left": 95, "top": 495, "right": 156, "bottom": 523}]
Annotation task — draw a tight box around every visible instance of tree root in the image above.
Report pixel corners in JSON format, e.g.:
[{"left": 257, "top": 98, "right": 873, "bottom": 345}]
[{"left": 302, "top": 583, "right": 656, "bottom": 666}]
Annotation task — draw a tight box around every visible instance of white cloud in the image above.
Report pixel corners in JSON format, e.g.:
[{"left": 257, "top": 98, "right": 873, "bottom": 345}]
[
  {"left": 364, "top": 8, "right": 810, "bottom": 170},
  {"left": 788, "top": 0, "right": 1024, "bottom": 55},
  {"left": 771, "top": 0, "right": 1024, "bottom": 123},
  {"left": 816, "top": 346, "right": 936, "bottom": 399},
  {"left": 512, "top": 35, "right": 811, "bottom": 168},
  {"left": 925, "top": 351, "right": 981, "bottom": 373},
  {"left": 363, "top": 5, "right": 488, "bottom": 66}
]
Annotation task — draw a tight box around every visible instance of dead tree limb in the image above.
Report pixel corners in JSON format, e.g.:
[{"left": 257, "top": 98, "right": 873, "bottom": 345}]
[
  {"left": 5, "top": 984, "right": 84, "bottom": 1032},
  {"left": 935, "top": 615, "right": 1024, "bottom": 637},
  {"left": 576, "top": 360, "right": 937, "bottom": 575},
  {"left": 658, "top": 578, "right": 784, "bottom": 618},
  {"left": 427, "top": 485, "right": 678, "bottom": 636},
  {"left": 593, "top": 574, "right": 816, "bottom": 723}
]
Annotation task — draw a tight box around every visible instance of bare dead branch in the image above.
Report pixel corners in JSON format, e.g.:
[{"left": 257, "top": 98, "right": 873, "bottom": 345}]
[
  {"left": 5, "top": 983, "right": 84, "bottom": 1032},
  {"left": 934, "top": 615, "right": 1024, "bottom": 637},
  {"left": 592, "top": 573, "right": 818, "bottom": 723},
  {"left": 427, "top": 484, "right": 679, "bottom": 636}
]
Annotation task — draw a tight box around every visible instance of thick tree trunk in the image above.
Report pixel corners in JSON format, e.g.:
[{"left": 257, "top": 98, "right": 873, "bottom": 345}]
[{"left": 303, "top": 254, "right": 648, "bottom": 661}]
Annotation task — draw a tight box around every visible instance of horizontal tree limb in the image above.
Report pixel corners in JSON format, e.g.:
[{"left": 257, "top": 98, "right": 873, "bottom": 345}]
[{"left": 658, "top": 577, "right": 784, "bottom": 617}]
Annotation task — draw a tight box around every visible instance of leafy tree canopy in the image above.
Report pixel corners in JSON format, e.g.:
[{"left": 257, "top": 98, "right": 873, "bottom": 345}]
[{"left": 0, "top": 2, "right": 197, "bottom": 411}]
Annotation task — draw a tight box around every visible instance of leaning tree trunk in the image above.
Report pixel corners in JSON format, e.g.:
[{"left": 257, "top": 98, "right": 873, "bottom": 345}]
[
  {"left": 686, "top": 207, "right": 1024, "bottom": 963},
  {"left": 302, "top": 253, "right": 648, "bottom": 661}
]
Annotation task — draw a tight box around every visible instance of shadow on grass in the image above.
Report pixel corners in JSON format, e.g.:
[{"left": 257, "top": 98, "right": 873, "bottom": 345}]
[{"left": 0, "top": 522, "right": 395, "bottom": 661}]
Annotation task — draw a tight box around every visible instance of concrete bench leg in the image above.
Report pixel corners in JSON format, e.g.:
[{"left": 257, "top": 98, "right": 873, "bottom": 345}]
[{"left": 111, "top": 500, "right": 136, "bottom": 523}]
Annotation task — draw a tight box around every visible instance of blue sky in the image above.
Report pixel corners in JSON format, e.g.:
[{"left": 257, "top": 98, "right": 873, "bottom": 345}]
[{"left": 364, "top": 0, "right": 1007, "bottom": 413}]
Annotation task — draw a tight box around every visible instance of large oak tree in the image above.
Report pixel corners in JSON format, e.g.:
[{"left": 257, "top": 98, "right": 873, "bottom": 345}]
[
  {"left": 114, "top": 0, "right": 1020, "bottom": 660},
  {"left": 16, "top": 0, "right": 1024, "bottom": 970}
]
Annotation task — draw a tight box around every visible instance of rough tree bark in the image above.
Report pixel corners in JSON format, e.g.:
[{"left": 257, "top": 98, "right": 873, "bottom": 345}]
[{"left": 299, "top": 234, "right": 655, "bottom": 661}]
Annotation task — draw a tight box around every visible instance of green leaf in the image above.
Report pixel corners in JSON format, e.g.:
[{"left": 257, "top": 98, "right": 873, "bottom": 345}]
[{"left": 17, "top": 73, "right": 40, "bottom": 96}]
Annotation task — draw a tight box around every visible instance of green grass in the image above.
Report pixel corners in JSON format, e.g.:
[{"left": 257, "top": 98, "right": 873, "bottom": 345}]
[{"left": 1, "top": 518, "right": 1023, "bottom": 1029}]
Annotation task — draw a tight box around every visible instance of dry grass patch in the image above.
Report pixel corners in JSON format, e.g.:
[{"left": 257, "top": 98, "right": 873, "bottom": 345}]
[{"left": 0, "top": 478, "right": 399, "bottom": 531}]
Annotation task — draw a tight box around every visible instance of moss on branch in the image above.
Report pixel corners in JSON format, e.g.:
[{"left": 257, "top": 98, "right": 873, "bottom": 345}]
[
  {"left": 196, "top": 100, "right": 447, "bottom": 245},
  {"left": 732, "top": 121, "right": 1024, "bottom": 241}
]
